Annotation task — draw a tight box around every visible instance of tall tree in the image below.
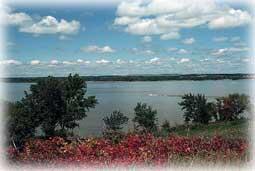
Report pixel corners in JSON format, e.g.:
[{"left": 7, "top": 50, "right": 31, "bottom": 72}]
[{"left": 179, "top": 94, "right": 216, "bottom": 124}]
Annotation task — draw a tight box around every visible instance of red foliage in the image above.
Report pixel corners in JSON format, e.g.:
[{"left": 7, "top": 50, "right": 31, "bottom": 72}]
[{"left": 7, "top": 134, "right": 248, "bottom": 166}]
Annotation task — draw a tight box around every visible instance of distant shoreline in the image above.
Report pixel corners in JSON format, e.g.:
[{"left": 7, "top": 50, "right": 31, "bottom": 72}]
[{"left": 1, "top": 73, "right": 255, "bottom": 83}]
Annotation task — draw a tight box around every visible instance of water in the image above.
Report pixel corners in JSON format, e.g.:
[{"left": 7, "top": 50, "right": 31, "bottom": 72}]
[{"left": 1, "top": 80, "right": 253, "bottom": 137}]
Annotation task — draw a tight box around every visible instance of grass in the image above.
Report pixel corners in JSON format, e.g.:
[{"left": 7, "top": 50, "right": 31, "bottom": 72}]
[{"left": 168, "top": 119, "right": 249, "bottom": 139}]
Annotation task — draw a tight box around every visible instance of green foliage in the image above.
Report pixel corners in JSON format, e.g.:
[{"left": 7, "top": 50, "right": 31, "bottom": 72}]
[
  {"left": 102, "top": 111, "right": 128, "bottom": 144},
  {"left": 103, "top": 110, "right": 129, "bottom": 131},
  {"left": 160, "top": 120, "right": 171, "bottom": 136},
  {"left": 179, "top": 93, "right": 216, "bottom": 124},
  {"left": 7, "top": 74, "right": 97, "bottom": 145},
  {"left": 133, "top": 102, "right": 158, "bottom": 133},
  {"left": 215, "top": 93, "right": 250, "bottom": 121},
  {"left": 6, "top": 101, "right": 39, "bottom": 147}
]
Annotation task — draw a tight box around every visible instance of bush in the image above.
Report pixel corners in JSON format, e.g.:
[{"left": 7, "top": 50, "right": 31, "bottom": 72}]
[
  {"left": 102, "top": 110, "right": 129, "bottom": 143},
  {"left": 160, "top": 120, "right": 171, "bottom": 136},
  {"left": 103, "top": 110, "right": 129, "bottom": 131},
  {"left": 215, "top": 93, "right": 250, "bottom": 121},
  {"left": 179, "top": 93, "right": 216, "bottom": 124},
  {"left": 133, "top": 102, "right": 158, "bottom": 133}
]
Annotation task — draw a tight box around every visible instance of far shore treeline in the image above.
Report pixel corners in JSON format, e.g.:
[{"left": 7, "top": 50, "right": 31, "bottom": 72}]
[{"left": 2, "top": 73, "right": 255, "bottom": 83}]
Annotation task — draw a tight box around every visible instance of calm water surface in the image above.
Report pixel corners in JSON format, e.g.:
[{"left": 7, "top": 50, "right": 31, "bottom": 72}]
[{"left": 1, "top": 80, "right": 253, "bottom": 137}]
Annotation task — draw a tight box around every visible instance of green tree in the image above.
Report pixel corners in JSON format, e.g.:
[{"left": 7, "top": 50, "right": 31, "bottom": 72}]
[
  {"left": 103, "top": 110, "right": 128, "bottom": 131},
  {"left": 179, "top": 93, "right": 216, "bottom": 124},
  {"left": 8, "top": 74, "right": 97, "bottom": 141},
  {"left": 133, "top": 102, "right": 158, "bottom": 132},
  {"left": 215, "top": 93, "right": 250, "bottom": 121}
]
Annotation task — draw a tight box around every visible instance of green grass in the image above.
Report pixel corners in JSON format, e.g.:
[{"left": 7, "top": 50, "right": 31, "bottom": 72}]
[{"left": 169, "top": 119, "right": 249, "bottom": 139}]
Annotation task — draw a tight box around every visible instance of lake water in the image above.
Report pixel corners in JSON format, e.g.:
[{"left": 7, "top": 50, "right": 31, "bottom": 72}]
[{"left": 1, "top": 80, "right": 253, "bottom": 137}]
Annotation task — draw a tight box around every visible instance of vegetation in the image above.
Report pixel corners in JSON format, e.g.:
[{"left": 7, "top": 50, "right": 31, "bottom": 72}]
[
  {"left": 133, "top": 102, "right": 158, "bottom": 133},
  {"left": 7, "top": 74, "right": 97, "bottom": 146},
  {"left": 179, "top": 94, "right": 216, "bottom": 124},
  {"left": 215, "top": 93, "right": 250, "bottom": 121},
  {"left": 5, "top": 73, "right": 251, "bottom": 166},
  {"left": 103, "top": 110, "right": 128, "bottom": 131},
  {"left": 2, "top": 73, "right": 254, "bottom": 83},
  {"left": 8, "top": 134, "right": 248, "bottom": 166},
  {"left": 102, "top": 110, "right": 129, "bottom": 144}
]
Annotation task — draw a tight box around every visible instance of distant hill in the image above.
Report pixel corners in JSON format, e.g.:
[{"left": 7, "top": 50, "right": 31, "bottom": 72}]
[{"left": 1, "top": 73, "right": 254, "bottom": 83}]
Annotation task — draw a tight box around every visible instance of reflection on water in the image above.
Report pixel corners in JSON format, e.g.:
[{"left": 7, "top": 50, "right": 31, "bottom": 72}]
[{"left": 1, "top": 80, "right": 253, "bottom": 137}]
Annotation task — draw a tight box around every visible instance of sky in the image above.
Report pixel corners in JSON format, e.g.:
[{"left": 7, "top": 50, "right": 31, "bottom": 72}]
[{"left": 2, "top": 0, "right": 253, "bottom": 77}]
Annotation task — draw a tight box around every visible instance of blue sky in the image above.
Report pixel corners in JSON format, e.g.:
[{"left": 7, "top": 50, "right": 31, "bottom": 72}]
[{"left": 3, "top": 0, "right": 253, "bottom": 77}]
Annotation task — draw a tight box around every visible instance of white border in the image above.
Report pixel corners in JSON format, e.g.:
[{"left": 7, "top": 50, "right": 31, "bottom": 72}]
[{"left": 0, "top": 0, "right": 254, "bottom": 170}]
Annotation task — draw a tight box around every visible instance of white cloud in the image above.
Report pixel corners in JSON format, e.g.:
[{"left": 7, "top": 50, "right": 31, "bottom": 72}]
[
  {"left": 208, "top": 9, "right": 252, "bottom": 29},
  {"left": 96, "top": 59, "right": 111, "bottom": 64},
  {"left": 114, "top": 0, "right": 252, "bottom": 39},
  {"left": 211, "top": 47, "right": 249, "bottom": 56},
  {"left": 213, "top": 37, "right": 228, "bottom": 42},
  {"left": 142, "top": 36, "right": 152, "bottom": 43},
  {"left": 177, "top": 49, "right": 188, "bottom": 54},
  {"left": 63, "top": 61, "right": 76, "bottom": 65},
  {"left": 182, "top": 38, "right": 195, "bottom": 44},
  {"left": 160, "top": 32, "right": 180, "bottom": 40},
  {"left": 178, "top": 58, "right": 190, "bottom": 63},
  {"left": 77, "top": 59, "right": 91, "bottom": 64},
  {"left": 5, "top": 9, "right": 81, "bottom": 36},
  {"left": 146, "top": 57, "right": 160, "bottom": 64},
  {"left": 167, "top": 47, "right": 178, "bottom": 52},
  {"left": 59, "top": 35, "right": 70, "bottom": 40},
  {"left": 30, "top": 60, "right": 40, "bottom": 65},
  {"left": 5, "top": 12, "right": 32, "bottom": 26},
  {"left": 50, "top": 60, "right": 59, "bottom": 65},
  {"left": 230, "top": 36, "right": 240, "bottom": 42},
  {"left": 116, "top": 59, "right": 127, "bottom": 64},
  {"left": 0, "top": 59, "right": 22, "bottom": 65},
  {"left": 81, "top": 45, "right": 115, "bottom": 53},
  {"left": 19, "top": 16, "right": 80, "bottom": 35}
]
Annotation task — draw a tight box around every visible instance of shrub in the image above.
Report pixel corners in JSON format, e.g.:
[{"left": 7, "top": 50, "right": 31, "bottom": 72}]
[
  {"left": 102, "top": 110, "right": 129, "bottom": 144},
  {"left": 160, "top": 120, "right": 171, "bottom": 136},
  {"left": 103, "top": 110, "right": 129, "bottom": 131},
  {"left": 215, "top": 93, "right": 250, "bottom": 121},
  {"left": 133, "top": 102, "right": 158, "bottom": 133}
]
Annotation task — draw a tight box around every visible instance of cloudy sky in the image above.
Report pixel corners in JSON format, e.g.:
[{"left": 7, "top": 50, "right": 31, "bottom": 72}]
[{"left": 3, "top": 0, "right": 253, "bottom": 77}]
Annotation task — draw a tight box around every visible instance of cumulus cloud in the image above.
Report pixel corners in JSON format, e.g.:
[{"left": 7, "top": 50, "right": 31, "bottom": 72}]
[
  {"left": 213, "top": 37, "right": 228, "bottom": 42},
  {"left": 77, "top": 59, "right": 91, "bottom": 64},
  {"left": 96, "top": 59, "right": 111, "bottom": 64},
  {"left": 230, "top": 36, "right": 240, "bottom": 42},
  {"left": 50, "top": 60, "right": 59, "bottom": 65},
  {"left": 19, "top": 16, "right": 80, "bottom": 35},
  {"left": 177, "top": 49, "right": 188, "bottom": 54},
  {"left": 30, "top": 60, "right": 40, "bottom": 65},
  {"left": 81, "top": 45, "right": 115, "bottom": 53},
  {"left": 208, "top": 9, "right": 251, "bottom": 29},
  {"left": 178, "top": 58, "right": 190, "bottom": 63},
  {"left": 5, "top": 9, "right": 80, "bottom": 35},
  {"left": 114, "top": 0, "right": 252, "bottom": 39},
  {"left": 0, "top": 59, "right": 22, "bottom": 65},
  {"left": 5, "top": 12, "right": 32, "bottom": 26},
  {"left": 146, "top": 57, "right": 161, "bottom": 64},
  {"left": 142, "top": 36, "right": 152, "bottom": 43},
  {"left": 211, "top": 47, "right": 249, "bottom": 56},
  {"left": 182, "top": 38, "right": 195, "bottom": 44},
  {"left": 160, "top": 32, "right": 180, "bottom": 40},
  {"left": 63, "top": 61, "right": 76, "bottom": 65},
  {"left": 116, "top": 59, "right": 127, "bottom": 64}
]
